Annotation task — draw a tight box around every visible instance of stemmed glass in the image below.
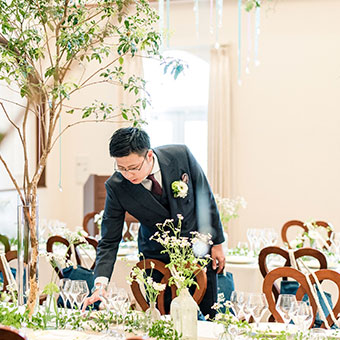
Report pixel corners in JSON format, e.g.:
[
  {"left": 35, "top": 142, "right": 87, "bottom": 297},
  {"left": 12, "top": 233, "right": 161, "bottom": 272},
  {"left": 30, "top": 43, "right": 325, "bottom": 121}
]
[
  {"left": 58, "top": 278, "right": 71, "bottom": 310},
  {"left": 69, "top": 280, "right": 89, "bottom": 310},
  {"left": 63, "top": 279, "right": 73, "bottom": 310},
  {"left": 99, "top": 284, "right": 120, "bottom": 336},
  {"left": 247, "top": 293, "right": 268, "bottom": 328},
  {"left": 276, "top": 294, "right": 297, "bottom": 331},
  {"left": 110, "top": 288, "right": 130, "bottom": 339},
  {"left": 289, "top": 300, "right": 313, "bottom": 333},
  {"left": 230, "top": 291, "right": 246, "bottom": 319}
]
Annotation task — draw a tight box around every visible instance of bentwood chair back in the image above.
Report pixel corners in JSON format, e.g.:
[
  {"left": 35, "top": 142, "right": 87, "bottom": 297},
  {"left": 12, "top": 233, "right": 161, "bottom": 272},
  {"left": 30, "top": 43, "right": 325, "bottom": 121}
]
[
  {"left": 82, "top": 211, "right": 98, "bottom": 236},
  {"left": 303, "top": 269, "right": 340, "bottom": 329},
  {"left": 259, "top": 246, "right": 327, "bottom": 301},
  {"left": 130, "top": 259, "right": 207, "bottom": 315},
  {"left": 262, "top": 266, "right": 317, "bottom": 328},
  {"left": 0, "top": 325, "right": 28, "bottom": 340},
  {"left": 0, "top": 234, "right": 10, "bottom": 253},
  {"left": 281, "top": 220, "right": 332, "bottom": 249},
  {"left": 82, "top": 211, "right": 139, "bottom": 241},
  {"left": 46, "top": 235, "right": 98, "bottom": 279}
]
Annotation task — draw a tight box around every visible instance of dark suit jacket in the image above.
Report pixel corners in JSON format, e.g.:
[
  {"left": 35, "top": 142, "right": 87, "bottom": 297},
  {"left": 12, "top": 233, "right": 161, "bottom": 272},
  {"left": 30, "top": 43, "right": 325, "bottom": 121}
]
[{"left": 94, "top": 144, "right": 224, "bottom": 280}]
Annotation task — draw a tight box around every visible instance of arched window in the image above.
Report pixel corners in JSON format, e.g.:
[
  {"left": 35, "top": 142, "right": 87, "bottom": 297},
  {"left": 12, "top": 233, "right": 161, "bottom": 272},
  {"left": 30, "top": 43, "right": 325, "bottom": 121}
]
[{"left": 143, "top": 50, "right": 209, "bottom": 172}]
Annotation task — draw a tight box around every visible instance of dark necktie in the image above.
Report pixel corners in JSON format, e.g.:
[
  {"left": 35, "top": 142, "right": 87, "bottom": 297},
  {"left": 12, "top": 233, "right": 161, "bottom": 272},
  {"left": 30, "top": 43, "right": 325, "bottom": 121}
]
[{"left": 147, "top": 174, "right": 163, "bottom": 196}]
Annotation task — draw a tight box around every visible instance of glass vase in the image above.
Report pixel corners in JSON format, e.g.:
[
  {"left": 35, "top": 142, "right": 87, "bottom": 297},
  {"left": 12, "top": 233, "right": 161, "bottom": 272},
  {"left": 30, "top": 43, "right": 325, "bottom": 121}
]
[
  {"left": 17, "top": 194, "right": 39, "bottom": 307},
  {"left": 145, "top": 301, "right": 161, "bottom": 322},
  {"left": 170, "top": 288, "right": 198, "bottom": 340}
]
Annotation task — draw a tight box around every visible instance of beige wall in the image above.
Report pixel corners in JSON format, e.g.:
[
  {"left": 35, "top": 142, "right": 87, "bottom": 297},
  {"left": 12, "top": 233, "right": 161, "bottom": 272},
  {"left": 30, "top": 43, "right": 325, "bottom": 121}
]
[{"left": 32, "top": 0, "right": 340, "bottom": 246}]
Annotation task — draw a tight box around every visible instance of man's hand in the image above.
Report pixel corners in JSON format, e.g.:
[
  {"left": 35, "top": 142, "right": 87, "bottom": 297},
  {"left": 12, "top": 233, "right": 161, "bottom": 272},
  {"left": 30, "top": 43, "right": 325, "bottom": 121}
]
[
  {"left": 81, "top": 287, "right": 103, "bottom": 312},
  {"left": 211, "top": 243, "right": 225, "bottom": 274}
]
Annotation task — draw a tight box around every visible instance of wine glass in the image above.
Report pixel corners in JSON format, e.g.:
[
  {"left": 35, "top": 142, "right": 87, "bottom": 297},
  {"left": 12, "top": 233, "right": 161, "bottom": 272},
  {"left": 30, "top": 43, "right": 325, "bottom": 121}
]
[
  {"left": 63, "top": 279, "right": 73, "bottom": 309},
  {"left": 58, "top": 278, "right": 71, "bottom": 310},
  {"left": 289, "top": 300, "right": 313, "bottom": 333},
  {"left": 111, "top": 288, "right": 130, "bottom": 339},
  {"left": 230, "top": 291, "right": 246, "bottom": 319},
  {"left": 69, "top": 280, "right": 89, "bottom": 309},
  {"left": 247, "top": 293, "right": 268, "bottom": 328},
  {"left": 276, "top": 294, "right": 297, "bottom": 331}
]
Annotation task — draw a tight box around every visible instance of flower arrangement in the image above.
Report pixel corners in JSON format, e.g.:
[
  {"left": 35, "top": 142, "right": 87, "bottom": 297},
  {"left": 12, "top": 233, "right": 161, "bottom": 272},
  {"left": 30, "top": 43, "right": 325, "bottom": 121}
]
[
  {"left": 289, "top": 220, "right": 333, "bottom": 250},
  {"left": 150, "top": 215, "right": 211, "bottom": 293},
  {"left": 128, "top": 259, "right": 166, "bottom": 303},
  {"left": 214, "top": 195, "right": 247, "bottom": 231}
]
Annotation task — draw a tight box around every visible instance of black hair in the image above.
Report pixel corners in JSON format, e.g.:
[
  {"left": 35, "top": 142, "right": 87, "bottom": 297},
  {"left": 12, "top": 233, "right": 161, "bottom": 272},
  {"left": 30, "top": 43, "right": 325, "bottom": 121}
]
[{"left": 109, "top": 127, "right": 150, "bottom": 157}]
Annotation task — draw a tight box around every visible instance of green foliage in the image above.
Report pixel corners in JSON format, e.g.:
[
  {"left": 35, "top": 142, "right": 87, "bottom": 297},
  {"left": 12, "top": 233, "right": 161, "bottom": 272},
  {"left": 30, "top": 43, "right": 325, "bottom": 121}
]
[{"left": 0, "top": 0, "right": 161, "bottom": 129}]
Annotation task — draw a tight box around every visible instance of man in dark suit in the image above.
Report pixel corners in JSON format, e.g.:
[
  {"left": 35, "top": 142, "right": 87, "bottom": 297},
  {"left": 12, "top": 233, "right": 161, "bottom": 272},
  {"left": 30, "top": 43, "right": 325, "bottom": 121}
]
[{"left": 83, "top": 127, "right": 225, "bottom": 316}]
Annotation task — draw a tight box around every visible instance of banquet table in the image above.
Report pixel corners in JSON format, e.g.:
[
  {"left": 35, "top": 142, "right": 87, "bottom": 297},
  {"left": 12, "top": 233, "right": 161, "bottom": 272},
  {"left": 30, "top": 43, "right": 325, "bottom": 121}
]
[{"left": 36, "top": 246, "right": 340, "bottom": 302}]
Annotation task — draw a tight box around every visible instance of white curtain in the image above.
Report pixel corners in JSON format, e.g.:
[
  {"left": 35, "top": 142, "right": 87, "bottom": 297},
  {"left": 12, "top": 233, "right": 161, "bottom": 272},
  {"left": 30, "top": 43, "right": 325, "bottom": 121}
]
[
  {"left": 207, "top": 45, "right": 231, "bottom": 198},
  {"left": 115, "top": 54, "right": 144, "bottom": 128}
]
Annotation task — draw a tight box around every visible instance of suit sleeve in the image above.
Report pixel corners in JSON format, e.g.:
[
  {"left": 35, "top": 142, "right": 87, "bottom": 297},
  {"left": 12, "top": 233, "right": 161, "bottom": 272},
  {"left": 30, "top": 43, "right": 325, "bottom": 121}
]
[
  {"left": 185, "top": 146, "right": 225, "bottom": 245},
  {"left": 94, "top": 181, "right": 125, "bottom": 280}
]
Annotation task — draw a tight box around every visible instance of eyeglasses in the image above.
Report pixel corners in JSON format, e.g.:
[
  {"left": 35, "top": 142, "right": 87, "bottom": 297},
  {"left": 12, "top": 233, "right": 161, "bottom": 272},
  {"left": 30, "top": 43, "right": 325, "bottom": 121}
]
[{"left": 114, "top": 152, "right": 148, "bottom": 173}]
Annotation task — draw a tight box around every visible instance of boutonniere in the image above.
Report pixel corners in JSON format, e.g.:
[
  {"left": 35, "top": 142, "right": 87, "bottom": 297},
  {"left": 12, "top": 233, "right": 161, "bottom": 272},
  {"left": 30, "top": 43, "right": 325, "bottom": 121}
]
[{"left": 171, "top": 177, "right": 189, "bottom": 199}]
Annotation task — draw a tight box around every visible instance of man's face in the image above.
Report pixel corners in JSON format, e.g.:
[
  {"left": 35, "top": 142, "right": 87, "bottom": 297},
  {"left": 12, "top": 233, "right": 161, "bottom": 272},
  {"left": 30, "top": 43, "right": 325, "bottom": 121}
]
[{"left": 115, "top": 149, "right": 153, "bottom": 184}]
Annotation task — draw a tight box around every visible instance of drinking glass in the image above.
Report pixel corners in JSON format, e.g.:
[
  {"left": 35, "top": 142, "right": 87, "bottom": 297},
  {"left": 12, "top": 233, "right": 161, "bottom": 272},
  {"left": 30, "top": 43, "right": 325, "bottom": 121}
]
[
  {"left": 58, "top": 278, "right": 71, "bottom": 310},
  {"left": 289, "top": 300, "right": 313, "bottom": 332},
  {"left": 63, "top": 279, "right": 73, "bottom": 309},
  {"left": 230, "top": 291, "right": 246, "bottom": 319},
  {"left": 69, "top": 280, "right": 89, "bottom": 309},
  {"left": 276, "top": 294, "right": 297, "bottom": 331},
  {"left": 246, "top": 229, "right": 255, "bottom": 254},
  {"left": 247, "top": 293, "right": 268, "bottom": 328},
  {"left": 110, "top": 288, "right": 130, "bottom": 339}
]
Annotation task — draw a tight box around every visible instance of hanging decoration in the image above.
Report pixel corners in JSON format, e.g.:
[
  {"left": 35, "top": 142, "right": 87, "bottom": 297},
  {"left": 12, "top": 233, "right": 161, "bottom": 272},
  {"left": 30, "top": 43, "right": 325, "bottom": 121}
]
[
  {"left": 166, "top": 0, "right": 170, "bottom": 47},
  {"left": 193, "top": 0, "right": 199, "bottom": 39},
  {"left": 159, "top": 0, "right": 164, "bottom": 48},
  {"left": 245, "top": 11, "right": 252, "bottom": 74},
  {"left": 254, "top": 2, "right": 261, "bottom": 66},
  {"left": 209, "top": 0, "right": 214, "bottom": 34},
  {"left": 237, "top": 0, "right": 242, "bottom": 85}
]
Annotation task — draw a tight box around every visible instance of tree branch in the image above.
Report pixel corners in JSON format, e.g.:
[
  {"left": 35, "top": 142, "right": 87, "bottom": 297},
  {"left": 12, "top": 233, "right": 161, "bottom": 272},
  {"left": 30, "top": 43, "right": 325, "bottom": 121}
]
[{"left": 0, "top": 153, "right": 24, "bottom": 203}]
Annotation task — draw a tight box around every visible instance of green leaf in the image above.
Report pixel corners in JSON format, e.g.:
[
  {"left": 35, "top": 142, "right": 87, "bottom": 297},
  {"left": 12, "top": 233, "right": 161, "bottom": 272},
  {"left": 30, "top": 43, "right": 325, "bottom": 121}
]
[{"left": 119, "top": 56, "right": 124, "bottom": 65}]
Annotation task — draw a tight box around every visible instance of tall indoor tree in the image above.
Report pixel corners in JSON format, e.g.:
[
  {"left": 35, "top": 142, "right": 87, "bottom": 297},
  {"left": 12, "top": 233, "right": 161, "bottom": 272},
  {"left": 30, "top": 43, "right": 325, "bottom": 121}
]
[{"left": 0, "top": 0, "right": 162, "bottom": 315}]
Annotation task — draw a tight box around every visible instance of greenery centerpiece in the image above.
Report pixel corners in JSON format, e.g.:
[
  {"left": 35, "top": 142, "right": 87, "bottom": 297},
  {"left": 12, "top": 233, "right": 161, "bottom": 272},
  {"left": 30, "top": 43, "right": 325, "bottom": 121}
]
[
  {"left": 151, "top": 215, "right": 211, "bottom": 340},
  {"left": 0, "top": 0, "right": 165, "bottom": 315}
]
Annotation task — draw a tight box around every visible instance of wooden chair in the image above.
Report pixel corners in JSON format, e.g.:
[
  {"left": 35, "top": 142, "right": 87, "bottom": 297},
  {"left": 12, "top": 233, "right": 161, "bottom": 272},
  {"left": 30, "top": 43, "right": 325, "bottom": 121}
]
[
  {"left": 0, "top": 325, "right": 28, "bottom": 340},
  {"left": 305, "top": 269, "right": 340, "bottom": 329},
  {"left": 130, "top": 259, "right": 207, "bottom": 315},
  {"left": 83, "top": 211, "right": 98, "bottom": 236},
  {"left": 46, "top": 235, "right": 98, "bottom": 279},
  {"left": 259, "top": 246, "right": 327, "bottom": 301},
  {"left": 262, "top": 266, "right": 318, "bottom": 328},
  {"left": 281, "top": 220, "right": 332, "bottom": 249},
  {"left": 83, "top": 211, "right": 139, "bottom": 241},
  {"left": 0, "top": 234, "right": 10, "bottom": 253}
]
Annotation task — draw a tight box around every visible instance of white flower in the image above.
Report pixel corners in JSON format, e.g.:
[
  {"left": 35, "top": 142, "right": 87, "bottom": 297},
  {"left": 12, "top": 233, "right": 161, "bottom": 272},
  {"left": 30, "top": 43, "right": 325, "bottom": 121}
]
[
  {"left": 172, "top": 180, "right": 188, "bottom": 198},
  {"left": 152, "top": 282, "right": 166, "bottom": 291}
]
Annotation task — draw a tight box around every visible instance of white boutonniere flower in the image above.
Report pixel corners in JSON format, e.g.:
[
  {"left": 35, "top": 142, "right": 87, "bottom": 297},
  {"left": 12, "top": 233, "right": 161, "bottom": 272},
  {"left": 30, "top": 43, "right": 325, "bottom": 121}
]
[{"left": 171, "top": 180, "right": 188, "bottom": 198}]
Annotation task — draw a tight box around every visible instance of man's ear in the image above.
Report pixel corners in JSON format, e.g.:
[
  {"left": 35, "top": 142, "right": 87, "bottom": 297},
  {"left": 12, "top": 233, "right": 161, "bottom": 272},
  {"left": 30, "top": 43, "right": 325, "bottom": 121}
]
[{"left": 147, "top": 149, "right": 153, "bottom": 160}]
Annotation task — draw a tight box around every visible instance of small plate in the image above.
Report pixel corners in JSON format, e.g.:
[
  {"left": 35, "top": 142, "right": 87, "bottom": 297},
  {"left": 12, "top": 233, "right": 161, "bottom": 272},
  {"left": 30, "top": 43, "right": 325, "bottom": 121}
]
[{"left": 225, "top": 255, "right": 256, "bottom": 264}]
